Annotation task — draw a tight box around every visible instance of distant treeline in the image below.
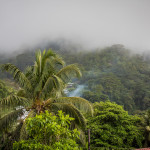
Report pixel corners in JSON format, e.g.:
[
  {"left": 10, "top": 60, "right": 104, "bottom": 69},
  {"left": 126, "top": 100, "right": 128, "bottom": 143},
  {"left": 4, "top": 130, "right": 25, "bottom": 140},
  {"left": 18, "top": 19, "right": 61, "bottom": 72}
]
[{"left": 1, "top": 44, "right": 150, "bottom": 113}]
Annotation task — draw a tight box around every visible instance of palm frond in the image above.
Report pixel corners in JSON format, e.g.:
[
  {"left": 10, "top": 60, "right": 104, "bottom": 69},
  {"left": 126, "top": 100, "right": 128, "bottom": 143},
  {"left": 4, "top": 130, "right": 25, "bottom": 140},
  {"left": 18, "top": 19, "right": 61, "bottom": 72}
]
[
  {"left": 0, "top": 109, "right": 24, "bottom": 133},
  {"left": 17, "top": 89, "right": 26, "bottom": 97},
  {"left": 0, "top": 63, "right": 32, "bottom": 90},
  {"left": 50, "top": 103, "right": 86, "bottom": 128},
  {"left": 41, "top": 49, "right": 56, "bottom": 73},
  {"left": 53, "top": 97, "right": 93, "bottom": 116},
  {"left": 38, "top": 54, "right": 65, "bottom": 85},
  {"left": 57, "top": 64, "right": 82, "bottom": 83},
  {"left": 30, "top": 50, "right": 57, "bottom": 96},
  {"left": 43, "top": 98, "right": 54, "bottom": 107},
  {"left": 34, "top": 49, "right": 56, "bottom": 76},
  {"left": 34, "top": 50, "right": 42, "bottom": 76},
  {"left": 24, "top": 66, "right": 39, "bottom": 92},
  {"left": 25, "top": 66, "right": 34, "bottom": 80},
  {"left": 33, "top": 60, "right": 39, "bottom": 77},
  {"left": 41, "top": 75, "right": 65, "bottom": 98},
  {"left": 35, "top": 57, "right": 64, "bottom": 98},
  {"left": 0, "top": 95, "right": 30, "bottom": 108},
  {"left": 50, "top": 55, "right": 65, "bottom": 68}
]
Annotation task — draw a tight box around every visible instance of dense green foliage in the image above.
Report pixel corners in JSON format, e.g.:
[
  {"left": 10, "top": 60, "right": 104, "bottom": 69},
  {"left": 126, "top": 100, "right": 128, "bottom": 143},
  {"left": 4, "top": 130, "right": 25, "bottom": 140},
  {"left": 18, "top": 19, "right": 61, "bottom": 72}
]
[
  {"left": 87, "top": 101, "right": 144, "bottom": 148},
  {"left": 1, "top": 45, "right": 150, "bottom": 113},
  {"left": 0, "top": 79, "right": 17, "bottom": 147},
  {"left": 1, "top": 44, "right": 150, "bottom": 149},
  {"left": 13, "top": 110, "right": 81, "bottom": 150},
  {"left": 0, "top": 49, "right": 93, "bottom": 149},
  {"left": 0, "top": 80, "right": 9, "bottom": 99},
  {"left": 0, "top": 79, "right": 15, "bottom": 99},
  {"left": 62, "top": 45, "right": 150, "bottom": 113}
]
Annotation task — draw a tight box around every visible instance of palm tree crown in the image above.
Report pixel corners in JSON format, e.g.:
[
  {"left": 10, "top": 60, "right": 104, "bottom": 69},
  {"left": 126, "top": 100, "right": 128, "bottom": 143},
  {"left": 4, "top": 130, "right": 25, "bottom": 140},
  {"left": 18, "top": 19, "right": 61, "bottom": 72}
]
[{"left": 0, "top": 49, "right": 93, "bottom": 135}]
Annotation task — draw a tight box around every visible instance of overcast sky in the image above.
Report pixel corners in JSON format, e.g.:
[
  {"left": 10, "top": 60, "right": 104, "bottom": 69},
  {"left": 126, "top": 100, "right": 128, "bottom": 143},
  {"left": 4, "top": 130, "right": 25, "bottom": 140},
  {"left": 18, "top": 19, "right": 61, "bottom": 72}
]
[{"left": 0, "top": 0, "right": 150, "bottom": 53}]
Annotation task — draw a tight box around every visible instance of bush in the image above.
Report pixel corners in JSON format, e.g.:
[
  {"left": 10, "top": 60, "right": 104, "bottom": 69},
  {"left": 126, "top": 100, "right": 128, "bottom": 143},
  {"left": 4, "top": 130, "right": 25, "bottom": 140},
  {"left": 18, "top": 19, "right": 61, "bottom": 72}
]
[{"left": 13, "top": 110, "right": 81, "bottom": 150}]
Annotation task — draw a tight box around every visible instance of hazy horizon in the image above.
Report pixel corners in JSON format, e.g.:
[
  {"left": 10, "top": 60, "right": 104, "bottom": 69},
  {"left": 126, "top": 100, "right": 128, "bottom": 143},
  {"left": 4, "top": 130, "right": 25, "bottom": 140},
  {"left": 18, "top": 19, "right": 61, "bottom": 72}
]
[{"left": 0, "top": 0, "right": 150, "bottom": 53}]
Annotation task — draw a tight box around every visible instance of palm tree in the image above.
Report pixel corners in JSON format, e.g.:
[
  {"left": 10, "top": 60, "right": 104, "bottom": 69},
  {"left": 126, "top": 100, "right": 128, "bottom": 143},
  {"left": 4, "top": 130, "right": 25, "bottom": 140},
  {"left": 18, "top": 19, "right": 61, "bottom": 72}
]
[{"left": 0, "top": 49, "right": 93, "bottom": 139}]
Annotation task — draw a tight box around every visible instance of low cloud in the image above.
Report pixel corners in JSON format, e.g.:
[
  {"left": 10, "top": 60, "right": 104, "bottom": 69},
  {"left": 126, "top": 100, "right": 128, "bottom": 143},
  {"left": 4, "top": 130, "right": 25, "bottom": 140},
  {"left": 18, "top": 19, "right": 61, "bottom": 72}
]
[{"left": 0, "top": 0, "right": 150, "bottom": 53}]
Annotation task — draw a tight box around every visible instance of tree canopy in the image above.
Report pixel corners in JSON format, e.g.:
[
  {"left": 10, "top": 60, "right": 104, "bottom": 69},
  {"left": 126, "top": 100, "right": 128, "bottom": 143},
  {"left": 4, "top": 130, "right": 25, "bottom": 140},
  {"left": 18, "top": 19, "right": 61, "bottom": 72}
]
[
  {"left": 87, "top": 101, "right": 144, "bottom": 148},
  {"left": 1, "top": 45, "right": 150, "bottom": 113}
]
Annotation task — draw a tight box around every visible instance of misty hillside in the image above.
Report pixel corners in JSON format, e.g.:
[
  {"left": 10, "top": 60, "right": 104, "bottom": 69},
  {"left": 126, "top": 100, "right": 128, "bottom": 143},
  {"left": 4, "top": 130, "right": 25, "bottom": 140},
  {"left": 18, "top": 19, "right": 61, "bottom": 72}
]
[
  {"left": 1, "top": 43, "right": 150, "bottom": 113},
  {"left": 62, "top": 45, "right": 150, "bottom": 113},
  {"left": 1, "top": 1, "right": 150, "bottom": 149}
]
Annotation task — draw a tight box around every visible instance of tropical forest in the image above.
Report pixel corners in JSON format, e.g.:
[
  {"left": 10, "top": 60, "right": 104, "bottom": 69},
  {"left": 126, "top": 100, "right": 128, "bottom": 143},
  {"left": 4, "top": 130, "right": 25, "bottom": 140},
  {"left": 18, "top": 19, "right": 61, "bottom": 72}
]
[
  {"left": 0, "top": 44, "right": 150, "bottom": 150},
  {"left": 1, "top": 1, "right": 150, "bottom": 149}
]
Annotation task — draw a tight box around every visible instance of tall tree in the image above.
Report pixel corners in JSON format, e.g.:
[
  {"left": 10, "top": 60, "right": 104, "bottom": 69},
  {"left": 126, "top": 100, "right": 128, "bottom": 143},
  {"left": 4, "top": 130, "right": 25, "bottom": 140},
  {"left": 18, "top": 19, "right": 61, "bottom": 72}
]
[
  {"left": 87, "top": 101, "right": 143, "bottom": 148},
  {"left": 0, "top": 49, "right": 93, "bottom": 140}
]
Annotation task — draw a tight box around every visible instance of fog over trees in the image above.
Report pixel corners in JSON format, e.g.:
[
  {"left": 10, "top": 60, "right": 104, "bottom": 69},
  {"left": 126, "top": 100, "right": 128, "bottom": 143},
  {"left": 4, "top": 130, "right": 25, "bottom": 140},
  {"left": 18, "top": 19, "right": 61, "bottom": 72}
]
[
  {"left": 0, "top": 0, "right": 150, "bottom": 54},
  {"left": 1, "top": 1, "right": 150, "bottom": 149}
]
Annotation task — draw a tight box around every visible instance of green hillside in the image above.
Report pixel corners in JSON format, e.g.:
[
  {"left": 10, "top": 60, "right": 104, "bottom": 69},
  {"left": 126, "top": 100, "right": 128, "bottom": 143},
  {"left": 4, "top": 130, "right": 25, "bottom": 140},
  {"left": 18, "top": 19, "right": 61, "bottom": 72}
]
[{"left": 1, "top": 44, "right": 150, "bottom": 113}]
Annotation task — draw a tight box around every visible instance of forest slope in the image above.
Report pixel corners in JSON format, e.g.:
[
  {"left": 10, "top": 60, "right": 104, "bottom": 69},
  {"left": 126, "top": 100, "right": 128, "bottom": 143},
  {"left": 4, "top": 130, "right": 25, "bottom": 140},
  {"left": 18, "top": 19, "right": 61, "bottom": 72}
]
[{"left": 1, "top": 44, "right": 150, "bottom": 113}]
